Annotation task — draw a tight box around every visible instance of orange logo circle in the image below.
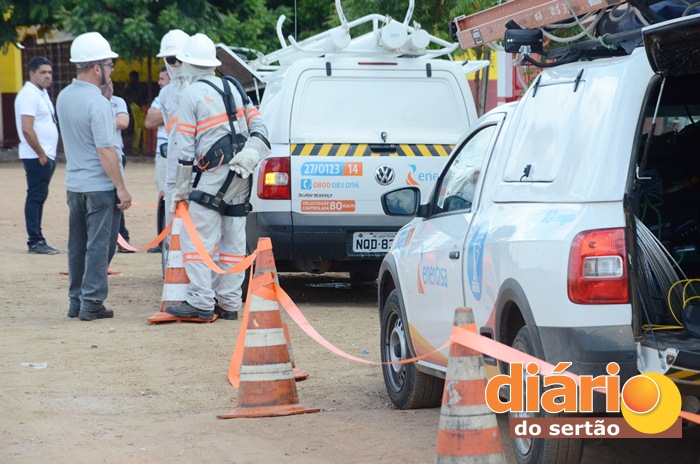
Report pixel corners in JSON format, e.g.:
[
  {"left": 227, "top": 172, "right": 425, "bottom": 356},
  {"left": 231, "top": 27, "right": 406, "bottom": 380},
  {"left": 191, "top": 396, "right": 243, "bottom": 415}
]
[{"left": 621, "top": 373, "right": 681, "bottom": 434}]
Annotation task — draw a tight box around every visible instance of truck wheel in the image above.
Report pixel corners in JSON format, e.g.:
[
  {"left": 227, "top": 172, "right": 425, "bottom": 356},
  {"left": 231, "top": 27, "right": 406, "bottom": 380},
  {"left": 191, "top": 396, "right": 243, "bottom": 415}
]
[
  {"left": 511, "top": 327, "right": 584, "bottom": 464},
  {"left": 380, "top": 289, "right": 444, "bottom": 409}
]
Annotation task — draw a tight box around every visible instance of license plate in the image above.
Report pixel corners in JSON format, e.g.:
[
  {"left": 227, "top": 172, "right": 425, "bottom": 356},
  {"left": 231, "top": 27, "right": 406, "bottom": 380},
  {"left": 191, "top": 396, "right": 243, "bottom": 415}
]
[{"left": 352, "top": 232, "right": 396, "bottom": 253}]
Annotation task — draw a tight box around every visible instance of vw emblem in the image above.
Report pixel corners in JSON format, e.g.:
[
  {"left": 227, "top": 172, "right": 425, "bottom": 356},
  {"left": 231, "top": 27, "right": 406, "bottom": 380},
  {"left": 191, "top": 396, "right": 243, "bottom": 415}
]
[{"left": 375, "top": 165, "right": 395, "bottom": 186}]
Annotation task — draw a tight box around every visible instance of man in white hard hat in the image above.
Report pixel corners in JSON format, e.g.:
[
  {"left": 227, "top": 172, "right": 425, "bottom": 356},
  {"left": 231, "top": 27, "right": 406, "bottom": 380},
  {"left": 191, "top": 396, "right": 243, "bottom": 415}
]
[
  {"left": 154, "top": 29, "right": 190, "bottom": 230},
  {"left": 166, "top": 33, "right": 270, "bottom": 321},
  {"left": 56, "top": 31, "right": 132, "bottom": 321},
  {"left": 144, "top": 65, "right": 170, "bottom": 252}
]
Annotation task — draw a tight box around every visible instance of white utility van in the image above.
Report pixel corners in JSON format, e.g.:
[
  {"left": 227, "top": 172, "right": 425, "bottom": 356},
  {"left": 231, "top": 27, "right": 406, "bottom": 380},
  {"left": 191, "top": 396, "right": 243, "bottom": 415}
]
[
  {"left": 216, "top": 0, "right": 487, "bottom": 281},
  {"left": 377, "top": 13, "right": 700, "bottom": 464}
]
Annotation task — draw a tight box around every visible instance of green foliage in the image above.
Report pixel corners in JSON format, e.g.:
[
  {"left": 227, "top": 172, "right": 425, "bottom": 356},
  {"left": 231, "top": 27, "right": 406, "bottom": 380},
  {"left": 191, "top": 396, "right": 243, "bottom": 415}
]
[
  {"left": 1, "top": 0, "right": 500, "bottom": 57},
  {"left": 0, "top": 0, "right": 60, "bottom": 52}
]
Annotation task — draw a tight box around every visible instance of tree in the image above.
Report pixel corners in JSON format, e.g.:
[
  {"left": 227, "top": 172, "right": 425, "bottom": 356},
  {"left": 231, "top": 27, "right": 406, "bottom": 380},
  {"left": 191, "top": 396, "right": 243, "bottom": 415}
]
[
  {"left": 0, "top": 0, "right": 58, "bottom": 52},
  {"left": 1, "top": 0, "right": 292, "bottom": 58}
]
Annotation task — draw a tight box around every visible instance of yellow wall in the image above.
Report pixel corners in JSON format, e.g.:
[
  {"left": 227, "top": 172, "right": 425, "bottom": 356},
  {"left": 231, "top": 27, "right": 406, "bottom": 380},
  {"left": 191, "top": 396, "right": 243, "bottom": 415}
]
[
  {"left": 0, "top": 45, "right": 23, "bottom": 93},
  {"left": 112, "top": 57, "right": 159, "bottom": 83},
  {"left": 455, "top": 48, "right": 499, "bottom": 81}
]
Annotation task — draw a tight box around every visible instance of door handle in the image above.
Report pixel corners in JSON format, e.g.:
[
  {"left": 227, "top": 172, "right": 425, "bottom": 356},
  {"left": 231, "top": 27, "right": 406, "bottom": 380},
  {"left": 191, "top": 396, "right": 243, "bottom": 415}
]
[{"left": 449, "top": 251, "right": 460, "bottom": 260}]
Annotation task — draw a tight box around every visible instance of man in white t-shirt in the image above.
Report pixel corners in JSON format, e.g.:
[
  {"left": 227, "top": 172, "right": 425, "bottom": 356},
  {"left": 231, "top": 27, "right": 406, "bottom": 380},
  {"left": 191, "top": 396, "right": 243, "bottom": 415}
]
[
  {"left": 14, "top": 56, "right": 60, "bottom": 255},
  {"left": 145, "top": 65, "right": 170, "bottom": 253}
]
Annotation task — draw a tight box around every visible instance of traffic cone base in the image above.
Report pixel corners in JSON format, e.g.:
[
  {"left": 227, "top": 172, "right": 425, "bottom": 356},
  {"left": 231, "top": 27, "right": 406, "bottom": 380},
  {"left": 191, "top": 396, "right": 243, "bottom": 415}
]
[
  {"left": 293, "top": 367, "right": 309, "bottom": 381},
  {"left": 61, "top": 269, "right": 121, "bottom": 276},
  {"left": 149, "top": 216, "right": 190, "bottom": 322},
  {"left": 217, "top": 403, "right": 320, "bottom": 419},
  {"left": 148, "top": 311, "right": 219, "bottom": 325}
]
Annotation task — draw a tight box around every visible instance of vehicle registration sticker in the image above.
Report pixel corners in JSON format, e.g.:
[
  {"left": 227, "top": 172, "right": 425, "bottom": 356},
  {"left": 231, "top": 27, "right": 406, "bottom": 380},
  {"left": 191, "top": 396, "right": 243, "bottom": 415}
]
[{"left": 352, "top": 232, "right": 396, "bottom": 253}]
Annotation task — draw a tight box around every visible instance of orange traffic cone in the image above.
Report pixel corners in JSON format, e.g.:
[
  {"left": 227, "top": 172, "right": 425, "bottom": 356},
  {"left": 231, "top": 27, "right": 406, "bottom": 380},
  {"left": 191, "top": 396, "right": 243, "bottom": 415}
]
[
  {"left": 217, "top": 237, "right": 319, "bottom": 419},
  {"left": 435, "top": 307, "right": 506, "bottom": 464},
  {"left": 148, "top": 207, "right": 217, "bottom": 324}
]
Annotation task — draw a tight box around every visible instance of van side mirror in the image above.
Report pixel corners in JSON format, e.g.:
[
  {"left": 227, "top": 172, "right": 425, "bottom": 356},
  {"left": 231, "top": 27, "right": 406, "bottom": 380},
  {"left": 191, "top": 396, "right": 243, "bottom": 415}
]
[
  {"left": 504, "top": 29, "right": 543, "bottom": 54},
  {"left": 382, "top": 187, "right": 421, "bottom": 216}
]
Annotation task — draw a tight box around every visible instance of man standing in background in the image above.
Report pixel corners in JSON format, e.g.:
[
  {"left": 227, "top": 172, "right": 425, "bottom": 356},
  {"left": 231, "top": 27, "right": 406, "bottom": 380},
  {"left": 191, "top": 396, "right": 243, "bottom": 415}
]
[
  {"left": 145, "top": 65, "right": 170, "bottom": 253},
  {"left": 57, "top": 32, "right": 132, "bottom": 321},
  {"left": 111, "top": 93, "right": 132, "bottom": 253},
  {"left": 14, "top": 56, "right": 60, "bottom": 255}
]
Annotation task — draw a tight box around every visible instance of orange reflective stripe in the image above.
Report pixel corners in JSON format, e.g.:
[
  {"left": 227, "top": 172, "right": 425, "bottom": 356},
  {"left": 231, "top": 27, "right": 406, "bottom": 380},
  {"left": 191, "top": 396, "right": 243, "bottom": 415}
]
[
  {"left": 246, "top": 108, "right": 260, "bottom": 123},
  {"left": 196, "top": 113, "right": 228, "bottom": 128},
  {"left": 177, "top": 127, "right": 196, "bottom": 135},
  {"left": 219, "top": 253, "right": 244, "bottom": 264},
  {"left": 197, "top": 120, "right": 227, "bottom": 134}
]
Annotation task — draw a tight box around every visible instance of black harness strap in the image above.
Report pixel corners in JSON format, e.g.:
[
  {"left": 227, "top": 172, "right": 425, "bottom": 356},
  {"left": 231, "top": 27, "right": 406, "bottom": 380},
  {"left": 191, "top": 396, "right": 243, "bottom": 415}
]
[{"left": 189, "top": 76, "right": 253, "bottom": 216}]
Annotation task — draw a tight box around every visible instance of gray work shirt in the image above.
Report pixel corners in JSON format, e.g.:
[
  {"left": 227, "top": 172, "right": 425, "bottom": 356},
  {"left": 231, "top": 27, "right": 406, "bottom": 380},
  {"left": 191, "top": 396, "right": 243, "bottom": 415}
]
[
  {"left": 110, "top": 95, "right": 128, "bottom": 158},
  {"left": 57, "top": 79, "right": 118, "bottom": 193}
]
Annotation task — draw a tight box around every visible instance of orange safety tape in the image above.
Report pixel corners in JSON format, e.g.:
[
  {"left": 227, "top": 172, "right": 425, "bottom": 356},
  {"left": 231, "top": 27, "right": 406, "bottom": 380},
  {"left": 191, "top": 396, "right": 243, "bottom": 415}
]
[
  {"left": 227, "top": 272, "right": 449, "bottom": 389},
  {"left": 177, "top": 202, "right": 264, "bottom": 274},
  {"left": 272, "top": 280, "right": 450, "bottom": 366},
  {"left": 117, "top": 221, "right": 172, "bottom": 252},
  {"left": 450, "top": 325, "right": 700, "bottom": 426}
]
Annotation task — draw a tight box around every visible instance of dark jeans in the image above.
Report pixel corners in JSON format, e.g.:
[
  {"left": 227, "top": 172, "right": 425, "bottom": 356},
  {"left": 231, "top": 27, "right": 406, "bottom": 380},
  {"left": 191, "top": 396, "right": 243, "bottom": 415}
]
[
  {"left": 22, "top": 158, "right": 56, "bottom": 247},
  {"left": 66, "top": 190, "right": 121, "bottom": 313}
]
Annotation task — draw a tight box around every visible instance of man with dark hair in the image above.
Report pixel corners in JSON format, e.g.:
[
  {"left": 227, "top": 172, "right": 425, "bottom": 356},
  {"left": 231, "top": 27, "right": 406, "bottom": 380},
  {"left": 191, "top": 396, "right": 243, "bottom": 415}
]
[{"left": 14, "top": 56, "right": 60, "bottom": 255}]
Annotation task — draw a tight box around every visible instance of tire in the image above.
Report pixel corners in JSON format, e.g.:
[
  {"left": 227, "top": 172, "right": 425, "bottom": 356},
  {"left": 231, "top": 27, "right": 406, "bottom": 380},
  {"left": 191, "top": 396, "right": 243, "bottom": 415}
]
[
  {"left": 510, "top": 327, "right": 584, "bottom": 464},
  {"left": 380, "top": 289, "right": 444, "bottom": 409}
]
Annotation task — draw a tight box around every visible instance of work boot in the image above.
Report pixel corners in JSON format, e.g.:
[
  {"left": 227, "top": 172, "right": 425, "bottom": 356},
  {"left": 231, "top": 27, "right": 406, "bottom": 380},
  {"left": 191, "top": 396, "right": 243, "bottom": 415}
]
[
  {"left": 147, "top": 245, "right": 162, "bottom": 253},
  {"left": 214, "top": 305, "right": 238, "bottom": 320},
  {"left": 67, "top": 306, "right": 80, "bottom": 318},
  {"left": 28, "top": 241, "right": 59, "bottom": 255},
  {"left": 79, "top": 305, "right": 115, "bottom": 321},
  {"left": 165, "top": 301, "right": 214, "bottom": 320},
  {"left": 117, "top": 243, "right": 134, "bottom": 253}
]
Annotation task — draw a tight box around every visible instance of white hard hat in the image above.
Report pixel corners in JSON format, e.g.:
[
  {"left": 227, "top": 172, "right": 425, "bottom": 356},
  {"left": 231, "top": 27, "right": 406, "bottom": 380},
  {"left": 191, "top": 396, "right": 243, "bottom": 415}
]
[
  {"left": 176, "top": 33, "right": 221, "bottom": 67},
  {"left": 69, "top": 32, "right": 118, "bottom": 63},
  {"left": 157, "top": 29, "right": 190, "bottom": 58}
]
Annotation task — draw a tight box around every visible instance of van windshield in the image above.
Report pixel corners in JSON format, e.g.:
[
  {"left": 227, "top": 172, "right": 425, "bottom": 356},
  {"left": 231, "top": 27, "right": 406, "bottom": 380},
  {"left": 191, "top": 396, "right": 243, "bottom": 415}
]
[{"left": 291, "top": 71, "right": 470, "bottom": 143}]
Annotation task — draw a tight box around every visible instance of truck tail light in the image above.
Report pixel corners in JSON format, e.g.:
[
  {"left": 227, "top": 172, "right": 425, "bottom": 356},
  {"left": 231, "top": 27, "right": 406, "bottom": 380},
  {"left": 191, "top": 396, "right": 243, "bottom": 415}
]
[
  {"left": 568, "top": 228, "right": 628, "bottom": 304},
  {"left": 257, "top": 157, "right": 290, "bottom": 200}
]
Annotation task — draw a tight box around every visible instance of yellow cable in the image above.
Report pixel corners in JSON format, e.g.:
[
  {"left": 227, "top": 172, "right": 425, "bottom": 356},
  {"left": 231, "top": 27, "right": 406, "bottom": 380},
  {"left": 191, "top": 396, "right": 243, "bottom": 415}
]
[{"left": 667, "top": 280, "right": 685, "bottom": 326}]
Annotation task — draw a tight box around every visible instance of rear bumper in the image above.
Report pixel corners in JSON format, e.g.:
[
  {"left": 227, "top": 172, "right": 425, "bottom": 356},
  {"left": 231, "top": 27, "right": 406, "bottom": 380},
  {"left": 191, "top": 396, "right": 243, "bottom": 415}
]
[
  {"left": 539, "top": 325, "right": 637, "bottom": 412},
  {"left": 246, "top": 211, "right": 409, "bottom": 265}
]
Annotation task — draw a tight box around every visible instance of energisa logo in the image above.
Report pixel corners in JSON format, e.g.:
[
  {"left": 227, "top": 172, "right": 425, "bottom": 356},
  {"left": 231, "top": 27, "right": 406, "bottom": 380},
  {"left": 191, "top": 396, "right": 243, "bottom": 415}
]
[{"left": 417, "top": 249, "right": 448, "bottom": 293}]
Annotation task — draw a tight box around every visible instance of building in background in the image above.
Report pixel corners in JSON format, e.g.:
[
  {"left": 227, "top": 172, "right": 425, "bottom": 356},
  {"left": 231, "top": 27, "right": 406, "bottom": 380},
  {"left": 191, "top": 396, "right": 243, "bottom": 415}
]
[{"left": 0, "top": 27, "right": 157, "bottom": 153}]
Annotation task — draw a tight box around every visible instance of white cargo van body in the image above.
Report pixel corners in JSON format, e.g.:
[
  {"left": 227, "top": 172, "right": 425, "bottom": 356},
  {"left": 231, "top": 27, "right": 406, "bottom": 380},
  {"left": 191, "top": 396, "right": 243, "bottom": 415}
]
[
  {"left": 235, "top": 2, "right": 483, "bottom": 279},
  {"left": 378, "top": 12, "right": 700, "bottom": 413}
]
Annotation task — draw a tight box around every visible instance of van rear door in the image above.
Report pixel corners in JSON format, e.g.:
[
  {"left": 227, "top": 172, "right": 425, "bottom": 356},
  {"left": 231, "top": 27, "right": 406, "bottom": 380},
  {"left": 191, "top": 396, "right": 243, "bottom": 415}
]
[{"left": 289, "top": 66, "right": 472, "bottom": 220}]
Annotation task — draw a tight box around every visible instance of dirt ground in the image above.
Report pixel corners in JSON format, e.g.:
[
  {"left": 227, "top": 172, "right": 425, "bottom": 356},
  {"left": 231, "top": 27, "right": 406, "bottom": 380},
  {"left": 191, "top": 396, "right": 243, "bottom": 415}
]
[
  {"left": 1, "top": 157, "right": 699, "bottom": 464},
  {"left": 0, "top": 157, "right": 444, "bottom": 464}
]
